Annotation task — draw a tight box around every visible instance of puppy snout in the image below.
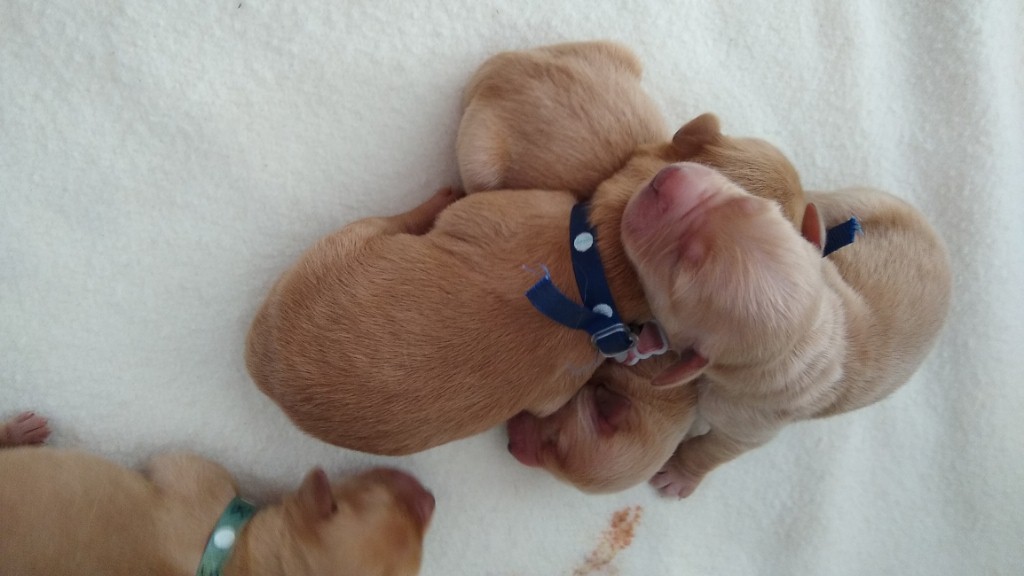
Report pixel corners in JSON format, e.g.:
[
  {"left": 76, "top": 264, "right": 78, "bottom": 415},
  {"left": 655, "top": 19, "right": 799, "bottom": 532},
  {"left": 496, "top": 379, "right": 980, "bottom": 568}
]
[{"left": 367, "top": 467, "right": 435, "bottom": 528}]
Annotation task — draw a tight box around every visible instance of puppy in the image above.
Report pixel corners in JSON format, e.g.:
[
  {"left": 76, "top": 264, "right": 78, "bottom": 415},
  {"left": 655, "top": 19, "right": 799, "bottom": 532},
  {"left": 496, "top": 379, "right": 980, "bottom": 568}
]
[
  {"left": 514, "top": 187, "right": 952, "bottom": 495},
  {"left": 0, "top": 447, "right": 434, "bottom": 575},
  {"left": 246, "top": 123, "right": 809, "bottom": 455},
  {"left": 457, "top": 41, "right": 666, "bottom": 196},
  {"left": 507, "top": 157, "right": 815, "bottom": 493},
  {"left": 0, "top": 411, "right": 50, "bottom": 447}
]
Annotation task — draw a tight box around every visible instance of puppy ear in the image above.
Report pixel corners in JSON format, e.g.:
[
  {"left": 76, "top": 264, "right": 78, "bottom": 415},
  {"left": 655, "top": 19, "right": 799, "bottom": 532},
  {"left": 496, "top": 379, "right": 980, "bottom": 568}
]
[
  {"left": 800, "top": 202, "right": 826, "bottom": 253},
  {"left": 295, "top": 468, "right": 336, "bottom": 523},
  {"left": 671, "top": 113, "right": 722, "bottom": 157},
  {"left": 594, "top": 385, "right": 631, "bottom": 434},
  {"left": 651, "top": 349, "right": 708, "bottom": 388}
]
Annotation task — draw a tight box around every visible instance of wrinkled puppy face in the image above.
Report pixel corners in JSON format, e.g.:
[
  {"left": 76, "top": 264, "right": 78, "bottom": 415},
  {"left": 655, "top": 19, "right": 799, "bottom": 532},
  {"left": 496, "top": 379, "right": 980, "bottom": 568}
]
[
  {"left": 507, "top": 357, "right": 697, "bottom": 493},
  {"left": 620, "top": 162, "right": 824, "bottom": 387},
  {"left": 284, "top": 467, "right": 434, "bottom": 576}
]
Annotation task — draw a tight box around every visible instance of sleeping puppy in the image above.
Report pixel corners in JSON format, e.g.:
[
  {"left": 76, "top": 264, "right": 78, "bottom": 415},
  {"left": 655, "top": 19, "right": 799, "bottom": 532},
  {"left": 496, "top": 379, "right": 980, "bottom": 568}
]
[
  {"left": 245, "top": 135, "right": 809, "bottom": 455},
  {"left": 0, "top": 447, "right": 433, "bottom": 575},
  {"left": 506, "top": 156, "right": 813, "bottom": 492},
  {"left": 512, "top": 187, "right": 952, "bottom": 495},
  {"left": 457, "top": 40, "right": 666, "bottom": 196}
]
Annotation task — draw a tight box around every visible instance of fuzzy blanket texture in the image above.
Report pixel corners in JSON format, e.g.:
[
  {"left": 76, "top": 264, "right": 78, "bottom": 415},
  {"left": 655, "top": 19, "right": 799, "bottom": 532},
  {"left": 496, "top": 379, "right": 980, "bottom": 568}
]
[{"left": 2, "top": 1, "right": 1022, "bottom": 575}]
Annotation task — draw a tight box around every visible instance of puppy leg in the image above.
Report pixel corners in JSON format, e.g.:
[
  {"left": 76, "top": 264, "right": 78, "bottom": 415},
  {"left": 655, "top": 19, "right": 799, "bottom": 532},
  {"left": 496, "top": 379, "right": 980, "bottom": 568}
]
[
  {"left": 345, "top": 187, "right": 462, "bottom": 242},
  {"left": 0, "top": 411, "right": 50, "bottom": 447},
  {"left": 387, "top": 187, "right": 462, "bottom": 235},
  {"left": 650, "top": 428, "right": 772, "bottom": 499}
]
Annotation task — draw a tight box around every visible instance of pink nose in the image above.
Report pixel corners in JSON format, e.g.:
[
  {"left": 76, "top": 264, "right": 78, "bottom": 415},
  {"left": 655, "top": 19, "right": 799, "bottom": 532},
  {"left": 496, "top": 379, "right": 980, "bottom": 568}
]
[{"left": 644, "top": 162, "right": 721, "bottom": 216}]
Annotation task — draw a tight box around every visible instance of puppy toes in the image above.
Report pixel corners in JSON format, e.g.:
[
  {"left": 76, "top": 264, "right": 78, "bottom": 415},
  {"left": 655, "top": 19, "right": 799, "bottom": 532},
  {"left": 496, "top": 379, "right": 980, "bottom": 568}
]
[
  {"left": 3, "top": 412, "right": 51, "bottom": 446},
  {"left": 649, "top": 466, "right": 702, "bottom": 499}
]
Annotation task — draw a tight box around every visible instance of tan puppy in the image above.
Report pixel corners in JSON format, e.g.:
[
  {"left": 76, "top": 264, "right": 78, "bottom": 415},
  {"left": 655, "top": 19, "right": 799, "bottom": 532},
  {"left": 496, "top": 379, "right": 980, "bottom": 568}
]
[
  {"left": 0, "top": 447, "right": 433, "bottom": 575},
  {"left": 512, "top": 187, "right": 952, "bottom": 495},
  {"left": 507, "top": 157, "right": 815, "bottom": 492},
  {"left": 457, "top": 41, "right": 666, "bottom": 196},
  {"left": 0, "top": 411, "right": 50, "bottom": 447}
]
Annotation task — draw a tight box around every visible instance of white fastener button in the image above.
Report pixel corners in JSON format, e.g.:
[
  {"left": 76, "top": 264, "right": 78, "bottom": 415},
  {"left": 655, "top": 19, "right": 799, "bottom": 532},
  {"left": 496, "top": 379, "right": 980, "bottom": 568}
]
[
  {"left": 212, "top": 527, "right": 236, "bottom": 549},
  {"left": 593, "top": 304, "right": 613, "bottom": 317},
  {"left": 573, "top": 232, "right": 594, "bottom": 252}
]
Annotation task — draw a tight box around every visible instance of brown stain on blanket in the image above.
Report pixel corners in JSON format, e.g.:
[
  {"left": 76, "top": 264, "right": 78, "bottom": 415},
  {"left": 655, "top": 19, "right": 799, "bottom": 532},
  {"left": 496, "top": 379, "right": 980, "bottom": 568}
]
[{"left": 572, "top": 505, "right": 644, "bottom": 576}]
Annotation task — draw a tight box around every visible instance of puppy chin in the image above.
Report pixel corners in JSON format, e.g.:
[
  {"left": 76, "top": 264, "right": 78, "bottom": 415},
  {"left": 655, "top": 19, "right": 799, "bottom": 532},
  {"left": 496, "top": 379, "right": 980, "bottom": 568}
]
[{"left": 506, "top": 412, "right": 543, "bottom": 467}]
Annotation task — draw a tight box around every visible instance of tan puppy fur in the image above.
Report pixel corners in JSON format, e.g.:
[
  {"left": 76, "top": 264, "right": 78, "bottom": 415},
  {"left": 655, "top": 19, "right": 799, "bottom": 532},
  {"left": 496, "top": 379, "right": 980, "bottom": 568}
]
[
  {"left": 457, "top": 41, "right": 666, "bottom": 196},
  {"left": 518, "top": 187, "right": 951, "bottom": 495},
  {"left": 0, "top": 448, "right": 433, "bottom": 576}
]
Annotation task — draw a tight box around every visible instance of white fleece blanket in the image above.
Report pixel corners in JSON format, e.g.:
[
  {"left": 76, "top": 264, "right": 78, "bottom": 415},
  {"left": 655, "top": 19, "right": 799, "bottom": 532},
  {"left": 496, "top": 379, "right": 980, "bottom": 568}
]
[{"left": 2, "top": 1, "right": 1022, "bottom": 574}]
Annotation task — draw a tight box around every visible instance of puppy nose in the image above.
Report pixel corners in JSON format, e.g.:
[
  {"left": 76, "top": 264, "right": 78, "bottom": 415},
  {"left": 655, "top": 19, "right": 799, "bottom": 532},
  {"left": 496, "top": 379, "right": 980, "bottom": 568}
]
[
  {"left": 650, "top": 165, "right": 682, "bottom": 195},
  {"left": 414, "top": 491, "right": 436, "bottom": 527}
]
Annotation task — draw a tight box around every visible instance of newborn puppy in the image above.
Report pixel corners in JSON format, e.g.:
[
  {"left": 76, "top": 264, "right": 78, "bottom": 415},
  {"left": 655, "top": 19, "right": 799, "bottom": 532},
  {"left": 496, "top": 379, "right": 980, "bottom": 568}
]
[
  {"left": 457, "top": 41, "right": 666, "bottom": 196},
  {"left": 246, "top": 183, "right": 652, "bottom": 455},
  {"left": 0, "top": 448, "right": 433, "bottom": 575},
  {"left": 492, "top": 114, "right": 810, "bottom": 493},
  {"left": 508, "top": 160, "right": 815, "bottom": 492},
  {"left": 0, "top": 411, "right": 50, "bottom": 447},
  {"left": 516, "top": 186, "right": 951, "bottom": 495},
  {"left": 508, "top": 360, "right": 697, "bottom": 493},
  {"left": 639, "top": 186, "right": 952, "bottom": 498}
]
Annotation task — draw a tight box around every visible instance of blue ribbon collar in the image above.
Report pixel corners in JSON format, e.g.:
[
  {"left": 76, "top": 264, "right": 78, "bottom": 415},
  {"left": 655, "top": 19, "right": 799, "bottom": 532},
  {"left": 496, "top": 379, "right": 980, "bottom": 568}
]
[
  {"left": 196, "top": 496, "right": 257, "bottom": 576},
  {"left": 525, "top": 202, "right": 636, "bottom": 357}
]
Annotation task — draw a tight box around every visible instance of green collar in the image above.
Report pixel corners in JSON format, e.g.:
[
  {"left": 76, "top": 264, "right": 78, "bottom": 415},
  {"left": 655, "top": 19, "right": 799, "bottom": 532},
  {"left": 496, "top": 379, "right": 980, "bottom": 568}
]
[{"left": 196, "top": 496, "right": 258, "bottom": 576}]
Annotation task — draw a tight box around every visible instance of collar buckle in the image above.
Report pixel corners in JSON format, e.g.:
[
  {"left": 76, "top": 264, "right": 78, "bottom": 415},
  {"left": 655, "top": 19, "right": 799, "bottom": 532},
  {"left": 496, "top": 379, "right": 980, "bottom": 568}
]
[{"left": 591, "top": 323, "right": 638, "bottom": 358}]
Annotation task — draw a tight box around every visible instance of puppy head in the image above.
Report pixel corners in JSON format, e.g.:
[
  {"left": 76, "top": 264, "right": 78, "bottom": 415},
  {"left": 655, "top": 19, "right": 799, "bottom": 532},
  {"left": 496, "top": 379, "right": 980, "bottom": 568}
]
[
  {"left": 507, "top": 356, "right": 696, "bottom": 493},
  {"left": 671, "top": 113, "right": 806, "bottom": 227},
  {"left": 620, "top": 162, "right": 825, "bottom": 388},
  {"left": 280, "top": 467, "right": 434, "bottom": 576}
]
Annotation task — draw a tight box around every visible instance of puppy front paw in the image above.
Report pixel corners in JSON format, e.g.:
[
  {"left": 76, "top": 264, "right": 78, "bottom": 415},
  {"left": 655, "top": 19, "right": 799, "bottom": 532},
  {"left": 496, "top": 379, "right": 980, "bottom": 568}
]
[
  {"left": 1, "top": 412, "right": 50, "bottom": 447},
  {"left": 649, "top": 463, "right": 704, "bottom": 499}
]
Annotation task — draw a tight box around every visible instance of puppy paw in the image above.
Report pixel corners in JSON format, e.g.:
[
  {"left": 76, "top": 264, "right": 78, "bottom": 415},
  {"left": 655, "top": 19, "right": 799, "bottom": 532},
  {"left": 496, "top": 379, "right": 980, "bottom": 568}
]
[
  {"left": 1, "top": 412, "right": 51, "bottom": 447},
  {"left": 402, "top": 187, "right": 463, "bottom": 234},
  {"left": 649, "top": 463, "right": 703, "bottom": 499}
]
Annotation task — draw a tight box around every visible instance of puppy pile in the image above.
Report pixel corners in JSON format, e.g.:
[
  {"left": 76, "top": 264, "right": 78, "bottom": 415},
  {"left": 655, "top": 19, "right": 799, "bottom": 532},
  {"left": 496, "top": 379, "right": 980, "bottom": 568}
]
[
  {"left": 2, "top": 40, "right": 952, "bottom": 576},
  {"left": 248, "top": 40, "right": 952, "bottom": 497}
]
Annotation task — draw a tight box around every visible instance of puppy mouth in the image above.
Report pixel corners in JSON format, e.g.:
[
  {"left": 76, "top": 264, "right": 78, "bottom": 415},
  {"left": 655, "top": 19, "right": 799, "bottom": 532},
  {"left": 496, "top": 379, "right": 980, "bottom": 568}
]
[{"left": 506, "top": 412, "right": 543, "bottom": 467}]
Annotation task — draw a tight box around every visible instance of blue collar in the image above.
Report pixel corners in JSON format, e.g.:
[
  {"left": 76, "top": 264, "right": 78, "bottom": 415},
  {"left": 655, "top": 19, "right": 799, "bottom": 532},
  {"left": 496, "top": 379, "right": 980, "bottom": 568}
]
[
  {"left": 524, "top": 204, "right": 861, "bottom": 357},
  {"left": 823, "top": 216, "right": 861, "bottom": 256},
  {"left": 196, "top": 496, "right": 257, "bottom": 576},
  {"left": 525, "top": 202, "right": 636, "bottom": 357}
]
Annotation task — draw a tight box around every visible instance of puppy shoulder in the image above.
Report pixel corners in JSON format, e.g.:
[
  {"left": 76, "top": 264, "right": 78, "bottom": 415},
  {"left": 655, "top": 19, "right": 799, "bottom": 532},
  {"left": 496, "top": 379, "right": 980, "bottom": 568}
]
[{"left": 144, "top": 452, "right": 238, "bottom": 501}]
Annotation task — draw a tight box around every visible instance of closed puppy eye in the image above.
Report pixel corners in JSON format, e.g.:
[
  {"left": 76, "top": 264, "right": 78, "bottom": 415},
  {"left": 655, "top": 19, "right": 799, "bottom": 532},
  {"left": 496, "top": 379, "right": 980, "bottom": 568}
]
[{"left": 593, "top": 385, "right": 631, "bottom": 435}]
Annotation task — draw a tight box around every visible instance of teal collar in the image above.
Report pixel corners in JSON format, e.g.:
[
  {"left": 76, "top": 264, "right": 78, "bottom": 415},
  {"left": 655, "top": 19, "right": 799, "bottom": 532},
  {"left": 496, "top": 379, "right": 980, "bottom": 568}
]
[{"left": 196, "top": 496, "right": 258, "bottom": 576}]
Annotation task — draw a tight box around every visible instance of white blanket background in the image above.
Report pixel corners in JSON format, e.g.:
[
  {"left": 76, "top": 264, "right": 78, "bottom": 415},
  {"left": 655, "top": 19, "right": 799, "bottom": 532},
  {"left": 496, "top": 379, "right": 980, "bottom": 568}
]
[{"left": 2, "top": 1, "right": 1022, "bottom": 574}]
